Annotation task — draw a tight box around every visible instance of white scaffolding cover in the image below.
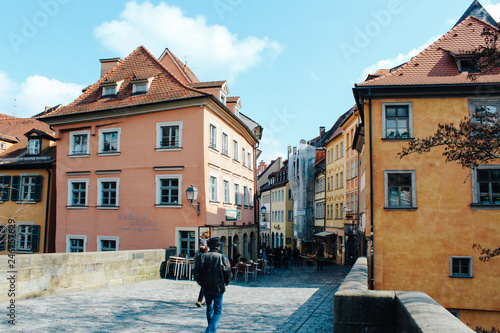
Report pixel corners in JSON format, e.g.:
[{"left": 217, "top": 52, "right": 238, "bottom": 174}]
[{"left": 288, "top": 142, "right": 316, "bottom": 242}]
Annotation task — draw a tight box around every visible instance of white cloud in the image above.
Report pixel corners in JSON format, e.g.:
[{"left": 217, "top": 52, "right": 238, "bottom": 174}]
[
  {"left": 0, "top": 72, "right": 83, "bottom": 118},
  {"left": 484, "top": 2, "right": 500, "bottom": 21},
  {"left": 356, "top": 36, "right": 440, "bottom": 84},
  {"left": 94, "top": 1, "right": 283, "bottom": 82}
]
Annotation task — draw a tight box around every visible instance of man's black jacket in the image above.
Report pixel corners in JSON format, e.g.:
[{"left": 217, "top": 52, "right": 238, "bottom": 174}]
[{"left": 193, "top": 249, "right": 232, "bottom": 293}]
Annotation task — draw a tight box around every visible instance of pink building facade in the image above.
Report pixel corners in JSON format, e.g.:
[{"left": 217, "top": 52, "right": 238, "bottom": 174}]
[{"left": 39, "top": 46, "right": 261, "bottom": 261}]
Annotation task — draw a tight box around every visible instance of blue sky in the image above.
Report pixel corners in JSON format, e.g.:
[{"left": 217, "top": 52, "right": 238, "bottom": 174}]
[{"left": 1, "top": 0, "right": 500, "bottom": 163}]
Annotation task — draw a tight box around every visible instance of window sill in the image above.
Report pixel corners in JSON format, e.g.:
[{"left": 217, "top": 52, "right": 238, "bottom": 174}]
[
  {"left": 210, "top": 200, "right": 220, "bottom": 205},
  {"left": 224, "top": 203, "right": 232, "bottom": 207},
  {"left": 382, "top": 137, "right": 414, "bottom": 141},
  {"left": 69, "top": 154, "right": 89, "bottom": 158},
  {"left": 67, "top": 205, "right": 88, "bottom": 209},
  {"left": 15, "top": 250, "right": 33, "bottom": 254},
  {"left": 384, "top": 206, "right": 418, "bottom": 211},
  {"left": 156, "top": 147, "right": 182, "bottom": 152},
  {"left": 449, "top": 275, "right": 474, "bottom": 279},
  {"left": 97, "top": 206, "right": 119, "bottom": 210},
  {"left": 221, "top": 153, "right": 230, "bottom": 159},
  {"left": 233, "top": 159, "right": 240, "bottom": 164},
  {"left": 470, "top": 203, "right": 500, "bottom": 210},
  {"left": 208, "top": 147, "right": 219, "bottom": 153},
  {"left": 16, "top": 201, "right": 36, "bottom": 204},
  {"left": 98, "top": 152, "right": 120, "bottom": 157},
  {"left": 155, "top": 204, "right": 182, "bottom": 208}
]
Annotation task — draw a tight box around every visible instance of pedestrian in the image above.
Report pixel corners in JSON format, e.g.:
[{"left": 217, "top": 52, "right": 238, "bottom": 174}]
[
  {"left": 193, "top": 237, "right": 233, "bottom": 333},
  {"left": 316, "top": 246, "right": 325, "bottom": 271},
  {"left": 293, "top": 248, "right": 300, "bottom": 267},
  {"left": 193, "top": 238, "right": 209, "bottom": 308}
]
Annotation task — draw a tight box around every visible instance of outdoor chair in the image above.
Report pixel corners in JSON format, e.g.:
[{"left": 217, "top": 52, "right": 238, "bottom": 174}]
[{"left": 234, "top": 262, "right": 248, "bottom": 282}]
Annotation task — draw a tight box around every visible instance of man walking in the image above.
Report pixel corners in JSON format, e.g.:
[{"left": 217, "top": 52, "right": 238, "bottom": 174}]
[{"left": 193, "top": 237, "right": 232, "bottom": 333}]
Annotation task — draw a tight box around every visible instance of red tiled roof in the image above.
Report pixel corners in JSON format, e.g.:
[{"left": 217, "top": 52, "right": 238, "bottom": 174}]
[
  {"left": 0, "top": 118, "right": 55, "bottom": 157},
  {"left": 39, "top": 46, "right": 209, "bottom": 118},
  {"left": 189, "top": 81, "right": 226, "bottom": 89},
  {"left": 227, "top": 96, "right": 240, "bottom": 103},
  {"left": 357, "top": 16, "right": 500, "bottom": 87}
]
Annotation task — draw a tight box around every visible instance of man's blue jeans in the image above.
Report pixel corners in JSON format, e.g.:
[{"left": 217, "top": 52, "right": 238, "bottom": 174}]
[{"left": 202, "top": 288, "right": 224, "bottom": 333}]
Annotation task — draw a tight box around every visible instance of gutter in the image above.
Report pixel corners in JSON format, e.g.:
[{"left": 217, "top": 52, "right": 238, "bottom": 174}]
[
  {"left": 368, "top": 89, "right": 374, "bottom": 290},
  {"left": 43, "top": 164, "right": 52, "bottom": 253}
]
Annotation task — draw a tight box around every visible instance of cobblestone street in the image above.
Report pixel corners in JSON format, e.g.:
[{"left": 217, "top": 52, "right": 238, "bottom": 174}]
[{"left": 1, "top": 264, "right": 350, "bottom": 333}]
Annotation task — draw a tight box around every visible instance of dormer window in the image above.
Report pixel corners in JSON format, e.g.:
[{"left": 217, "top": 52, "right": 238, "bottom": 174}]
[
  {"left": 457, "top": 58, "right": 478, "bottom": 73},
  {"left": 27, "top": 138, "right": 41, "bottom": 155},
  {"left": 132, "top": 77, "right": 154, "bottom": 95},
  {"left": 101, "top": 80, "right": 124, "bottom": 98},
  {"left": 219, "top": 91, "right": 226, "bottom": 105},
  {"left": 450, "top": 52, "right": 479, "bottom": 73}
]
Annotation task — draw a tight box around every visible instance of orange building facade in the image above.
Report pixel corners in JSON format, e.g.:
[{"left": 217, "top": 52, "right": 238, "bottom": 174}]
[
  {"left": 39, "top": 46, "right": 260, "bottom": 260},
  {"left": 353, "top": 16, "right": 500, "bottom": 327}
]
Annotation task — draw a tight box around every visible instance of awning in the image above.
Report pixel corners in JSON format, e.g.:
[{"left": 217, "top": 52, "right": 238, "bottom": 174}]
[{"left": 314, "top": 231, "right": 336, "bottom": 237}]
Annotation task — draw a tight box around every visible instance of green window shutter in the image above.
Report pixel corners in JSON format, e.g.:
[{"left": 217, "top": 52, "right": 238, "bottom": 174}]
[
  {"left": 1, "top": 176, "right": 11, "bottom": 201},
  {"left": 31, "top": 225, "right": 40, "bottom": 252},
  {"left": 0, "top": 226, "right": 5, "bottom": 250},
  {"left": 10, "top": 176, "right": 20, "bottom": 201},
  {"left": 33, "top": 176, "right": 43, "bottom": 202}
]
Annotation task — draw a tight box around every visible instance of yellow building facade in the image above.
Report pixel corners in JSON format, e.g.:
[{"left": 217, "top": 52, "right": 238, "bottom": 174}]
[{"left": 353, "top": 15, "right": 500, "bottom": 328}]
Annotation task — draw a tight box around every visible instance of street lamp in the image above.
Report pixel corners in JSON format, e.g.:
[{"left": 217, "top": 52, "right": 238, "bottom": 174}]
[
  {"left": 186, "top": 185, "right": 200, "bottom": 215},
  {"left": 260, "top": 206, "right": 267, "bottom": 221}
]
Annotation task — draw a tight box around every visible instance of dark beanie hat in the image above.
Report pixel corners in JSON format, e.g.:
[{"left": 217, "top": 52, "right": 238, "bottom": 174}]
[{"left": 207, "top": 237, "right": 221, "bottom": 248}]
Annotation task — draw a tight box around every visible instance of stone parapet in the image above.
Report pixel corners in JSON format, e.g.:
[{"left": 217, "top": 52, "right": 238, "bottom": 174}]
[
  {"left": 0, "top": 249, "right": 166, "bottom": 301},
  {"left": 334, "top": 257, "right": 474, "bottom": 333}
]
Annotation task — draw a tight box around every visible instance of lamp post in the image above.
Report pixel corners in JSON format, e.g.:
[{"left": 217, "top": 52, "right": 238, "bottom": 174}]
[
  {"left": 260, "top": 205, "right": 267, "bottom": 248},
  {"left": 186, "top": 185, "right": 200, "bottom": 215}
]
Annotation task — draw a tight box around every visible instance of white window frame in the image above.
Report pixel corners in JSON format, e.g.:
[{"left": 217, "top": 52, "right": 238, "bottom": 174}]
[
  {"left": 132, "top": 77, "right": 153, "bottom": 94},
  {"left": 101, "top": 80, "right": 124, "bottom": 97},
  {"left": 69, "top": 130, "right": 90, "bottom": 156},
  {"left": 242, "top": 147, "right": 246, "bottom": 167},
  {"left": 450, "top": 256, "right": 473, "bottom": 278},
  {"left": 155, "top": 174, "right": 182, "bottom": 208},
  {"left": 221, "top": 131, "right": 229, "bottom": 156},
  {"left": 97, "top": 236, "right": 119, "bottom": 251},
  {"left": 209, "top": 121, "right": 218, "bottom": 151},
  {"left": 67, "top": 178, "right": 89, "bottom": 209},
  {"left": 471, "top": 165, "right": 500, "bottom": 206},
  {"left": 28, "top": 138, "right": 41, "bottom": 155},
  {"left": 234, "top": 182, "right": 241, "bottom": 206},
  {"left": 233, "top": 139, "right": 239, "bottom": 162},
  {"left": 243, "top": 186, "right": 248, "bottom": 206},
  {"left": 384, "top": 170, "right": 417, "bottom": 209},
  {"left": 382, "top": 102, "right": 413, "bottom": 139},
  {"left": 156, "top": 121, "right": 183, "bottom": 151},
  {"left": 16, "top": 222, "right": 34, "bottom": 252},
  {"left": 249, "top": 187, "right": 253, "bottom": 207},
  {"left": 98, "top": 127, "right": 121, "bottom": 155},
  {"left": 66, "top": 235, "right": 87, "bottom": 252},
  {"left": 247, "top": 151, "right": 252, "bottom": 170},
  {"left": 97, "top": 178, "right": 119, "bottom": 209},
  {"left": 209, "top": 173, "right": 219, "bottom": 203},
  {"left": 223, "top": 178, "right": 231, "bottom": 204},
  {"left": 175, "top": 227, "right": 197, "bottom": 258}
]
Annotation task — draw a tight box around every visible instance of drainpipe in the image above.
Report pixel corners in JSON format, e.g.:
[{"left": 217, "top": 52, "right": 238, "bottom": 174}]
[
  {"left": 368, "top": 89, "right": 375, "bottom": 289},
  {"left": 43, "top": 164, "right": 52, "bottom": 253}
]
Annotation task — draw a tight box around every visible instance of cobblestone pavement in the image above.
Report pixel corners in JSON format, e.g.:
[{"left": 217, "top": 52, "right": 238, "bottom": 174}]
[{"left": 1, "top": 263, "right": 351, "bottom": 333}]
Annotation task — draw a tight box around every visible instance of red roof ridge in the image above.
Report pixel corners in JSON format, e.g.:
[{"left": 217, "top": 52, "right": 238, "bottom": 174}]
[{"left": 356, "top": 16, "right": 500, "bottom": 87}]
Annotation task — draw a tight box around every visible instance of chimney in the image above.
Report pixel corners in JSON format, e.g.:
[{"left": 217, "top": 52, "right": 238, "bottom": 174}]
[
  {"left": 100, "top": 58, "right": 121, "bottom": 77},
  {"left": 320, "top": 126, "right": 325, "bottom": 139},
  {"left": 293, "top": 146, "right": 297, "bottom": 155},
  {"left": 287, "top": 146, "right": 292, "bottom": 158}
]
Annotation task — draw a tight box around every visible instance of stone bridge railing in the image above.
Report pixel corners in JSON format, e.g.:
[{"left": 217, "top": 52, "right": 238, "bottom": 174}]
[
  {"left": 333, "top": 257, "right": 474, "bottom": 333},
  {"left": 0, "top": 248, "right": 176, "bottom": 302}
]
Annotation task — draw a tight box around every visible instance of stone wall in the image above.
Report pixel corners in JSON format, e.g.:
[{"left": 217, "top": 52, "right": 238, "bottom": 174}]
[
  {"left": 0, "top": 249, "right": 168, "bottom": 301},
  {"left": 334, "top": 257, "right": 474, "bottom": 333}
]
